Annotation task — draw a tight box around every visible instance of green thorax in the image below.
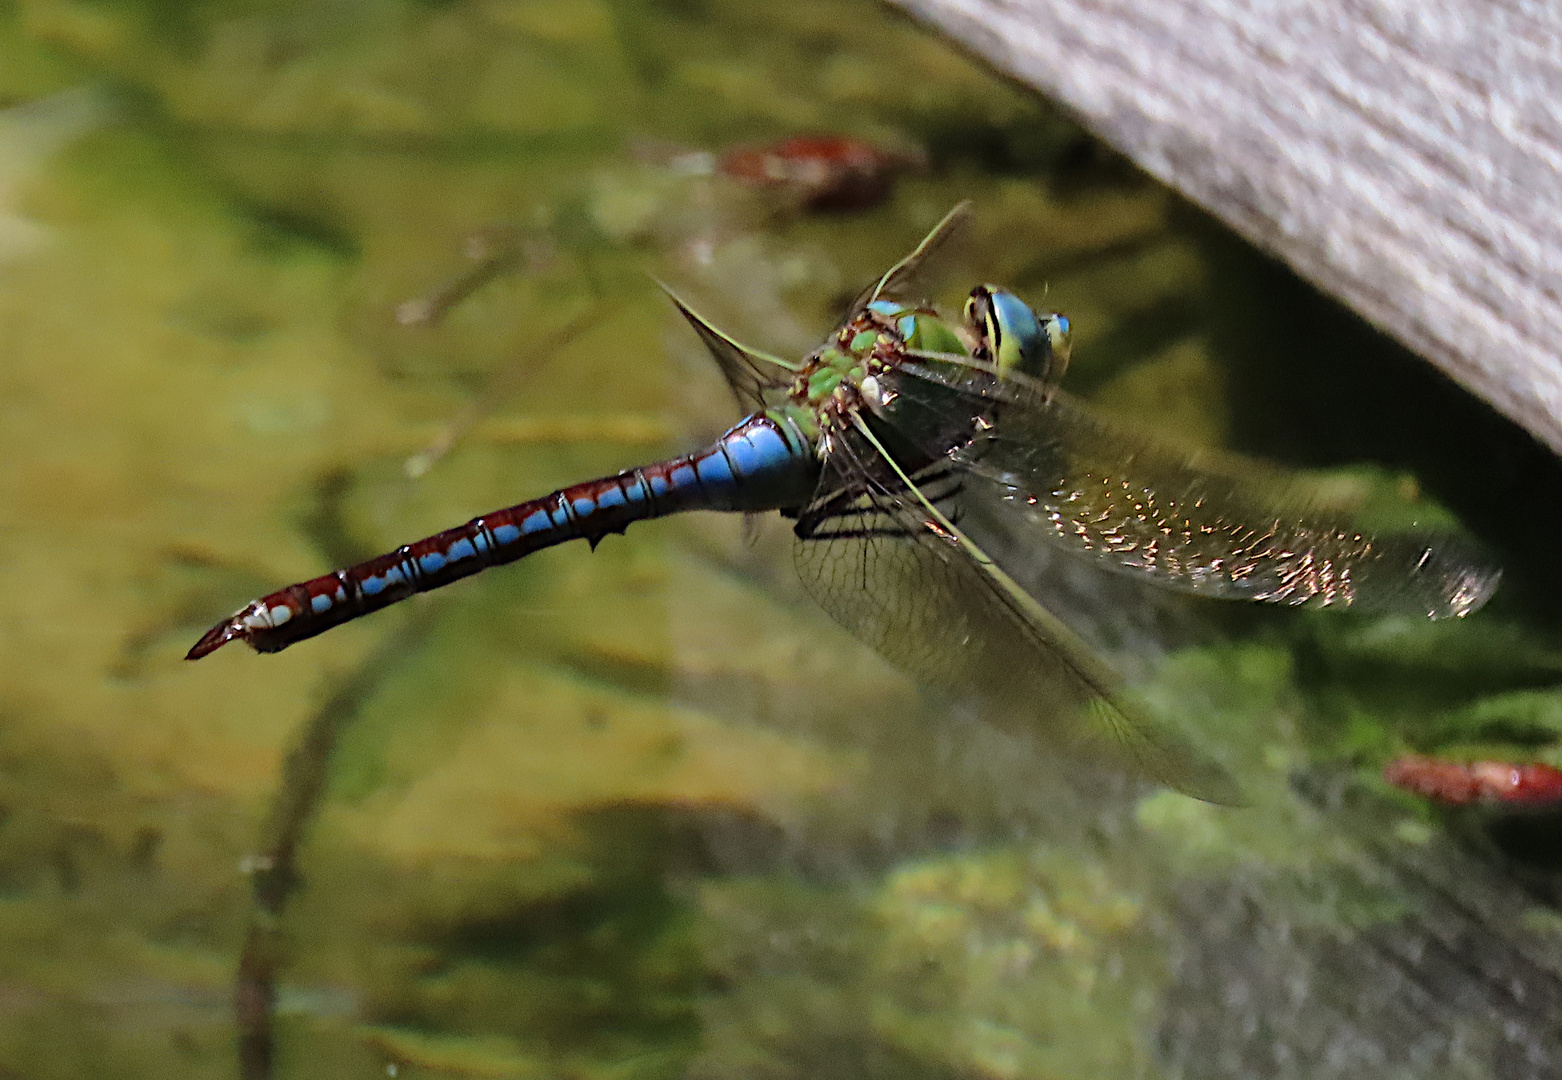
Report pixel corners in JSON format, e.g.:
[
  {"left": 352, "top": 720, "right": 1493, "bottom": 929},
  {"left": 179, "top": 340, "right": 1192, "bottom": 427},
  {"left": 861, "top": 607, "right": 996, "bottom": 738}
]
[{"left": 768, "top": 301, "right": 972, "bottom": 445}]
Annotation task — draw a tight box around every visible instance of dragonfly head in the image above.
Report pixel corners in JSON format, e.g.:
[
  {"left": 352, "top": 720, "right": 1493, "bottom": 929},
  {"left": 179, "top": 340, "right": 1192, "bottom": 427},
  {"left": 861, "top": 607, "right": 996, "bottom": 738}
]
[{"left": 964, "top": 285, "right": 1071, "bottom": 384}]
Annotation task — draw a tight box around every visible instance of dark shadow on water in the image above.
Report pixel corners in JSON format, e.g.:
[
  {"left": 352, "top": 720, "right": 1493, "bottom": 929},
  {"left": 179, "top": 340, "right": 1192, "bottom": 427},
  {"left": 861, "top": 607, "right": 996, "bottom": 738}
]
[
  {"left": 1484, "top": 808, "right": 1562, "bottom": 878},
  {"left": 1194, "top": 208, "right": 1562, "bottom": 626}
]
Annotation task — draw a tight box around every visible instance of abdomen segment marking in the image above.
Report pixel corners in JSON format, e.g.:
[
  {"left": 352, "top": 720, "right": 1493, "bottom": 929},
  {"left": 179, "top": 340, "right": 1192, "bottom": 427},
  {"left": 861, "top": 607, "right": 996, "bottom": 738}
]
[{"left": 187, "top": 414, "right": 814, "bottom": 658}]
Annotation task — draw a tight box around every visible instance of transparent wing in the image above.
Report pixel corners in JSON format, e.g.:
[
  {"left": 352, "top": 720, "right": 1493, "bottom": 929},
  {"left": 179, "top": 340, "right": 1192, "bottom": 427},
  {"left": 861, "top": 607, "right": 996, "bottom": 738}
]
[
  {"left": 892, "top": 358, "right": 1501, "bottom": 620},
  {"left": 660, "top": 204, "right": 971, "bottom": 412},
  {"left": 793, "top": 418, "right": 1243, "bottom": 805},
  {"left": 837, "top": 201, "right": 973, "bottom": 326},
  {"left": 659, "top": 283, "right": 799, "bottom": 413}
]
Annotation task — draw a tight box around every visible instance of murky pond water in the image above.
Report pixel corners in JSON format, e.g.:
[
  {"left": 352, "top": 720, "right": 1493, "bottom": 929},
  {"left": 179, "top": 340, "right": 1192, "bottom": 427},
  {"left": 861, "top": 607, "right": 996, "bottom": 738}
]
[{"left": 5, "top": 1, "right": 1562, "bottom": 1077}]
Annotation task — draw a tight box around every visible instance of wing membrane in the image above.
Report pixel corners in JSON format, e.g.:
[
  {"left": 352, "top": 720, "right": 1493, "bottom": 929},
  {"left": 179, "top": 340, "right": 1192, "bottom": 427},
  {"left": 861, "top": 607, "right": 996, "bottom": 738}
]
[
  {"left": 893, "top": 358, "right": 1500, "bottom": 620},
  {"left": 659, "top": 283, "right": 798, "bottom": 412},
  {"left": 836, "top": 201, "right": 973, "bottom": 328},
  {"left": 794, "top": 417, "right": 1242, "bottom": 804}
]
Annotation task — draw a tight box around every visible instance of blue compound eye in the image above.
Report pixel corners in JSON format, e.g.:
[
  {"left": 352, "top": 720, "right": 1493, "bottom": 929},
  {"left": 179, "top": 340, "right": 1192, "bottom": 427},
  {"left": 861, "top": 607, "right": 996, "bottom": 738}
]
[
  {"left": 986, "top": 289, "right": 1043, "bottom": 374},
  {"left": 966, "top": 286, "right": 1071, "bottom": 381}
]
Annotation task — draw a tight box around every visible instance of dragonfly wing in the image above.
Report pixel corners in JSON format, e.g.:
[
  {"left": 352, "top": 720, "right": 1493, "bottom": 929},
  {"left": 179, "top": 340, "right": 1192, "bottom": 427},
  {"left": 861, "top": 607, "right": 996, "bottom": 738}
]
[
  {"left": 868, "top": 200, "right": 973, "bottom": 306},
  {"left": 659, "top": 284, "right": 799, "bottom": 413},
  {"left": 893, "top": 360, "right": 1501, "bottom": 619},
  {"left": 835, "top": 201, "right": 974, "bottom": 329},
  {"left": 663, "top": 204, "right": 972, "bottom": 413},
  {"left": 794, "top": 419, "right": 1243, "bottom": 805}
]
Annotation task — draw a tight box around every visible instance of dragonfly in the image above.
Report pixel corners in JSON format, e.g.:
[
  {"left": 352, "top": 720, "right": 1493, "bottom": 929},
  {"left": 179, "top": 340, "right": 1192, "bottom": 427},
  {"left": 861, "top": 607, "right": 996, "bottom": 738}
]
[{"left": 188, "top": 203, "right": 1501, "bottom": 803}]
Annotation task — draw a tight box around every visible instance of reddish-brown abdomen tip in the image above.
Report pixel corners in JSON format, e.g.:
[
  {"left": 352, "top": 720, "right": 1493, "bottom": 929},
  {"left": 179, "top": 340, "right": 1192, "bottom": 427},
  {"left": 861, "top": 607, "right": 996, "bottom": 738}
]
[{"left": 186, "top": 620, "right": 239, "bottom": 660}]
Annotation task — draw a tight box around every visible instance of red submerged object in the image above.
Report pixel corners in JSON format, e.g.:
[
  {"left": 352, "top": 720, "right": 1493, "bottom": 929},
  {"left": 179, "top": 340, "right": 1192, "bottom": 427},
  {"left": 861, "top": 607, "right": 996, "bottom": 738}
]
[
  {"left": 1384, "top": 754, "right": 1562, "bottom": 806},
  {"left": 717, "top": 134, "right": 920, "bottom": 212}
]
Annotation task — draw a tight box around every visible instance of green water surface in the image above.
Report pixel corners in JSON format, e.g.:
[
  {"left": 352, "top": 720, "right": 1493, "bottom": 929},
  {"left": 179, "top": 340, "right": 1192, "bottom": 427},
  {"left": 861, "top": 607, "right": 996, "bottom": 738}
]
[{"left": 3, "top": 1, "right": 1562, "bottom": 1077}]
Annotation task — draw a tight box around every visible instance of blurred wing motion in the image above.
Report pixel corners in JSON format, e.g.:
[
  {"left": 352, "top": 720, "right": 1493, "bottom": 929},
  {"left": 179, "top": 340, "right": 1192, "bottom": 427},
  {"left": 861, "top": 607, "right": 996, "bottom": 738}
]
[
  {"left": 792, "top": 415, "right": 1244, "bottom": 805},
  {"left": 894, "top": 357, "right": 1500, "bottom": 620}
]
